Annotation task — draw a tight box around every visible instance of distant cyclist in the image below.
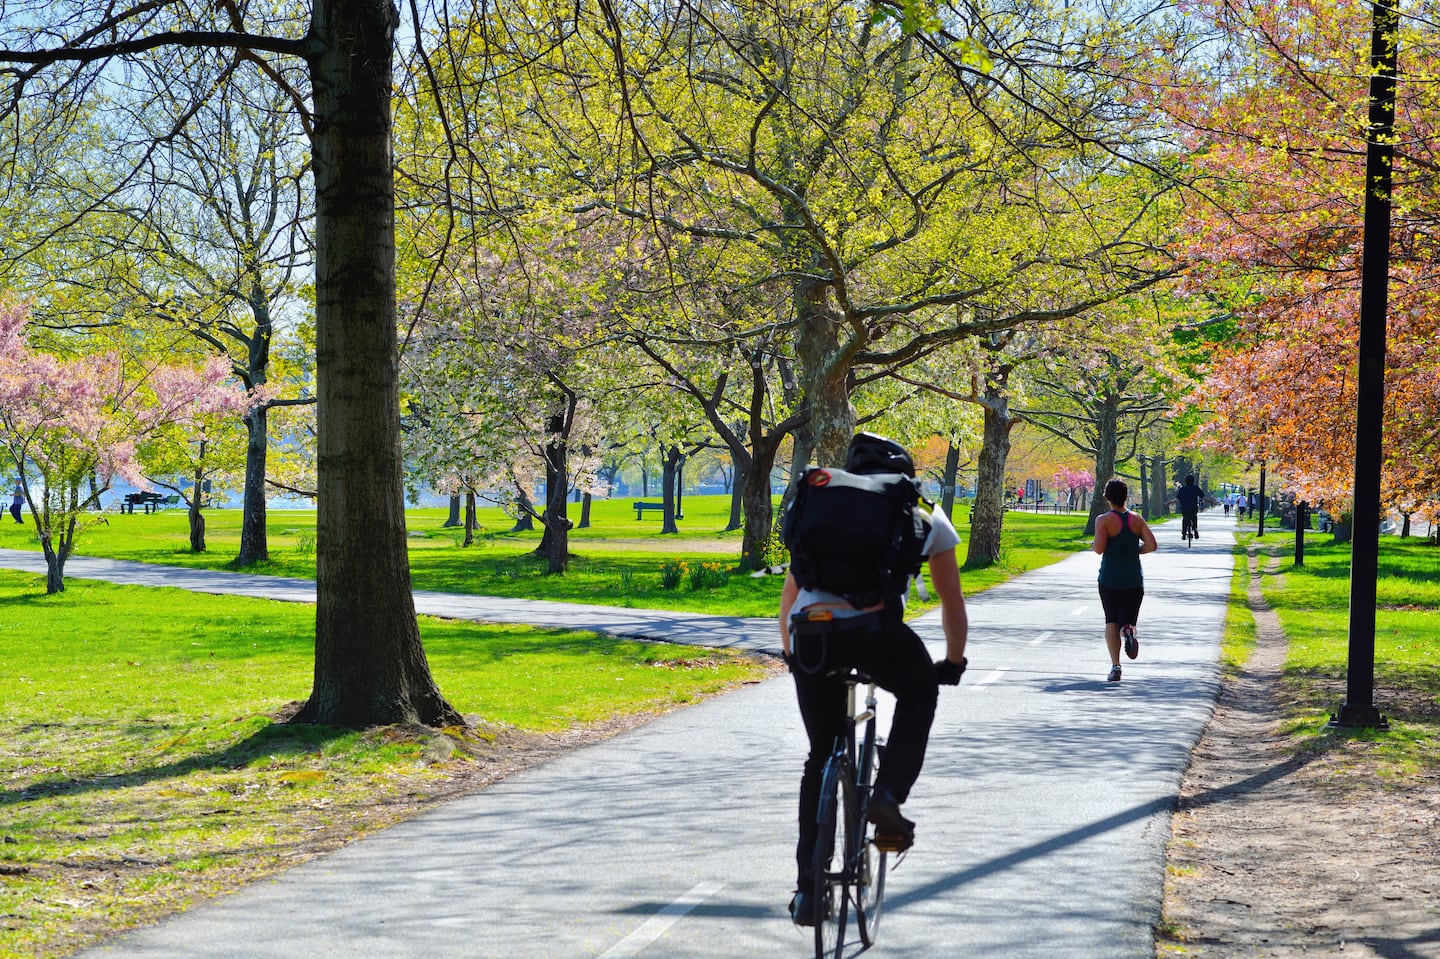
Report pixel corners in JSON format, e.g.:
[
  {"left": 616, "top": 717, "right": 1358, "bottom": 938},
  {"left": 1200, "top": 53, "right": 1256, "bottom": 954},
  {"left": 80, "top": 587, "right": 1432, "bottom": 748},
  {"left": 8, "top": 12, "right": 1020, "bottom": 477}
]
[{"left": 1169, "top": 475, "right": 1205, "bottom": 540}]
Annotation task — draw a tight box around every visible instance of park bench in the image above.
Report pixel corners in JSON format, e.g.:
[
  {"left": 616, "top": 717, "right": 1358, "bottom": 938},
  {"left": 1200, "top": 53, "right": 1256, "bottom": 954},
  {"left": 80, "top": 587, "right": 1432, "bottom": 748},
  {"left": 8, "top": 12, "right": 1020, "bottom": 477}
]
[
  {"left": 632, "top": 501, "right": 665, "bottom": 520},
  {"left": 122, "top": 491, "right": 165, "bottom": 514}
]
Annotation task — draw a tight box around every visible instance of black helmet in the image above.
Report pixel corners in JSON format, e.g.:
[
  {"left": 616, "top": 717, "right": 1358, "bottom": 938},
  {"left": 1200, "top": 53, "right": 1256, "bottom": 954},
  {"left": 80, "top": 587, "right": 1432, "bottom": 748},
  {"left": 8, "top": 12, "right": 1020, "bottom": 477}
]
[{"left": 844, "top": 432, "right": 915, "bottom": 477}]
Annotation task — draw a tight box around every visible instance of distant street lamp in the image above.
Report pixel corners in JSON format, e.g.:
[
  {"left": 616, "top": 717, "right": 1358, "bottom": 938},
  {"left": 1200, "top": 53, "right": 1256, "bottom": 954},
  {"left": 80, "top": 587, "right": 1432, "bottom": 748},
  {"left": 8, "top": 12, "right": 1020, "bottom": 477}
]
[{"left": 1331, "top": 0, "right": 1396, "bottom": 729}]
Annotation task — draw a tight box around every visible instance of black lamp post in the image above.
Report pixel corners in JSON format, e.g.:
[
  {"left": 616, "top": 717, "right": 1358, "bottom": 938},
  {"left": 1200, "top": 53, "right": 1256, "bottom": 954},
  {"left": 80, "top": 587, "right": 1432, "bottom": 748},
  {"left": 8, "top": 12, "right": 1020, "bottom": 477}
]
[{"left": 1331, "top": 0, "right": 1397, "bottom": 729}]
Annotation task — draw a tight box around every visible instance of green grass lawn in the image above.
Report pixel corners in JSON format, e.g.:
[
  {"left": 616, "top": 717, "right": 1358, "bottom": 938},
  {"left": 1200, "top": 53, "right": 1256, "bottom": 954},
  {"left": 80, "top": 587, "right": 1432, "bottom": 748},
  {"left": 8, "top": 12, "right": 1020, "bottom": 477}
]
[
  {"left": 1244, "top": 530, "right": 1440, "bottom": 776},
  {"left": 0, "top": 496, "right": 1095, "bottom": 615},
  {"left": 0, "top": 570, "right": 769, "bottom": 958}
]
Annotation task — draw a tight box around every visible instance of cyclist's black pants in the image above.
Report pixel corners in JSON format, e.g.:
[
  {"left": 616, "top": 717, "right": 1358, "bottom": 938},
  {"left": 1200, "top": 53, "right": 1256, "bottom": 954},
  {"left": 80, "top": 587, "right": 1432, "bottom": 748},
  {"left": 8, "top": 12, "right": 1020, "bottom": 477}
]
[
  {"left": 790, "top": 619, "right": 939, "bottom": 885},
  {"left": 1182, "top": 508, "right": 1199, "bottom": 537}
]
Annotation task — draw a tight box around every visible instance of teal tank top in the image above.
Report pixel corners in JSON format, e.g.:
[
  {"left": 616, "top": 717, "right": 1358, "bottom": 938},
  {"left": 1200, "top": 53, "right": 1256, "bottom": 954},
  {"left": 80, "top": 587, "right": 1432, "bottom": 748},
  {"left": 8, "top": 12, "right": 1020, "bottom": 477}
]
[{"left": 1098, "top": 510, "right": 1143, "bottom": 589}]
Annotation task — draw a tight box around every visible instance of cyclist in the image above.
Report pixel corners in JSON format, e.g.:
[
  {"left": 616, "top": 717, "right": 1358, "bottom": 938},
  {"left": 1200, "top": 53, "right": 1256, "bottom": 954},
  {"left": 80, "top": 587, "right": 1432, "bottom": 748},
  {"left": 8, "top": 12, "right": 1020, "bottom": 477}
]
[
  {"left": 1170, "top": 474, "right": 1205, "bottom": 540},
  {"left": 779, "top": 433, "right": 968, "bottom": 926}
]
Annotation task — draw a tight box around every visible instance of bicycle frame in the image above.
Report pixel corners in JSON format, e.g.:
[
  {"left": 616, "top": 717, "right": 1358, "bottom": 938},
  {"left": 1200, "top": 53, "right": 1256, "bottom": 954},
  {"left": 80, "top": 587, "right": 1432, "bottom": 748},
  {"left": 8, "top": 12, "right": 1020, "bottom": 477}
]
[{"left": 812, "top": 672, "right": 887, "bottom": 958}]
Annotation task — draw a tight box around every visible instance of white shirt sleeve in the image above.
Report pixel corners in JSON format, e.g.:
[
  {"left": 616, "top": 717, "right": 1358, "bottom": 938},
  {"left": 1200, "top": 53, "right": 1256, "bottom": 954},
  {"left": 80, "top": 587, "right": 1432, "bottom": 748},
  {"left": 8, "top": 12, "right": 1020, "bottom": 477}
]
[{"left": 921, "top": 505, "right": 961, "bottom": 557}]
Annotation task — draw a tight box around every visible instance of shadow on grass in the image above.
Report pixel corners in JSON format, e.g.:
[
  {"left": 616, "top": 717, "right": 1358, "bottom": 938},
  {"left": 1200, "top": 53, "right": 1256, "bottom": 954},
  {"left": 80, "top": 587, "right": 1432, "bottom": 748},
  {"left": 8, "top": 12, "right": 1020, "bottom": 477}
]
[{"left": 1, "top": 720, "right": 352, "bottom": 808}]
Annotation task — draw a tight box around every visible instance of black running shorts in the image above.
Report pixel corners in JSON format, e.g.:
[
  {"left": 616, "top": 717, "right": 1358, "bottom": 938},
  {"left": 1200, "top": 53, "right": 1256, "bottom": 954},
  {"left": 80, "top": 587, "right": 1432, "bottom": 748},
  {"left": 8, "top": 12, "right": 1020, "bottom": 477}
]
[{"left": 1097, "top": 585, "right": 1144, "bottom": 626}]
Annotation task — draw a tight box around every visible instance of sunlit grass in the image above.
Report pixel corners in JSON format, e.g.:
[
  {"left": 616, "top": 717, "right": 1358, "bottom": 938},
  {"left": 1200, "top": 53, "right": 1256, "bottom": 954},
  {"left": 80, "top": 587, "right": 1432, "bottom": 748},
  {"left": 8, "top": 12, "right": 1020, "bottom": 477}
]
[
  {"left": 0, "top": 496, "right": 1097, "bottom": 616},
  {"left": 0, "top": 570, "right": 769, "bottom": 958}
]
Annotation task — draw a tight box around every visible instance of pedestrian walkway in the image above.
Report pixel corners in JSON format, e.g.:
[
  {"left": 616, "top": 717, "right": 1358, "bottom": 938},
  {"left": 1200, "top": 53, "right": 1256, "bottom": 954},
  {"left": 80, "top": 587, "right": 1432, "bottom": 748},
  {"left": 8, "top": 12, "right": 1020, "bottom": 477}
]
[
  {"left": 0, "top": 517, "right": 1236, "bottom": 957},
  {"left": 0, "top": 549, "right": 780, "bottom": 654}
]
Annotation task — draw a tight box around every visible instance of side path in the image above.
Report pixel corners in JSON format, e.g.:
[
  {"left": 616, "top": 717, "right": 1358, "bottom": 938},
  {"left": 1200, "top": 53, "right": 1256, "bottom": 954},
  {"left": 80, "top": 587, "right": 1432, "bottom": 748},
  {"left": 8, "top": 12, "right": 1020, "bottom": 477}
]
[
  {"left": 0, "top": 549, "right": 779, "bottom": 654},
  {"left": 2, "top": 524, "right": 1232, "bottom": 958}
]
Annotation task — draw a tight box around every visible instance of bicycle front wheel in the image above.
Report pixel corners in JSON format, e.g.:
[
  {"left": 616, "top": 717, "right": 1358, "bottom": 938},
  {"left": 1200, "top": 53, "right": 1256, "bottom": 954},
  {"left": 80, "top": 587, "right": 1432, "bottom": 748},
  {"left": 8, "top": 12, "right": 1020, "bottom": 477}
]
[{"left": 812, "top": 757, "right": 852, "bottom": 959}]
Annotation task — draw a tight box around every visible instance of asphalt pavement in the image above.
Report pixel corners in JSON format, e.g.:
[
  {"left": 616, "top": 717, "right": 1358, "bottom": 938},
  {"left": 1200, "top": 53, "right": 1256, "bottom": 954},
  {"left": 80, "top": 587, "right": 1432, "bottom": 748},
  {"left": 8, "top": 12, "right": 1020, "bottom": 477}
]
[{"left": 0, "top": 513, "right": 1236, "bottom": 958}]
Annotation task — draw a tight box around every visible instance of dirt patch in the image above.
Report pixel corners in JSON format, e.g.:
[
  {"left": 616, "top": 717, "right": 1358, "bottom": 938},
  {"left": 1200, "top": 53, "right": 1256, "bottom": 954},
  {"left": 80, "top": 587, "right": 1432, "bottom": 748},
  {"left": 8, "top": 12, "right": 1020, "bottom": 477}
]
[{"left": 1159, "top": 553, "right": 1440, "bottom": 958}]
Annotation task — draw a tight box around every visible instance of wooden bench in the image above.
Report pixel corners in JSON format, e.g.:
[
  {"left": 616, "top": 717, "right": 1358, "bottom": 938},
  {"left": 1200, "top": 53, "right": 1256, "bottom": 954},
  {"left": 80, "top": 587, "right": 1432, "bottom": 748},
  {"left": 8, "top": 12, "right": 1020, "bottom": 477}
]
[{"left": 633, "top": 501, "right": 665, "bottom": 520}]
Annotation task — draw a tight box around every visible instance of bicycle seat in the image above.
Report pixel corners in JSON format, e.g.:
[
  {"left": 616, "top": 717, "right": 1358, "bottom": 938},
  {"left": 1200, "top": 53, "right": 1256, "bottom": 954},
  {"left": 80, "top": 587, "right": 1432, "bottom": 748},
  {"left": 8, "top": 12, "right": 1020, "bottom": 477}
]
[{"left": 827, "top": 666, "right": 874, "bottom": 685}]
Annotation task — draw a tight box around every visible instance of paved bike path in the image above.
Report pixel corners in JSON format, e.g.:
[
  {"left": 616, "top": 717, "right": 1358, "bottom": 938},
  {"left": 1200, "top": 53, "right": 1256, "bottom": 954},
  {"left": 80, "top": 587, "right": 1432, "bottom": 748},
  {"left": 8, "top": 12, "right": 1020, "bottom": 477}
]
[
  {"left": 0, "top": 549, "right": 779, "bottom": 653},
  {"left": 2, "top": 519, "right": 1234, "bottom": 957}
]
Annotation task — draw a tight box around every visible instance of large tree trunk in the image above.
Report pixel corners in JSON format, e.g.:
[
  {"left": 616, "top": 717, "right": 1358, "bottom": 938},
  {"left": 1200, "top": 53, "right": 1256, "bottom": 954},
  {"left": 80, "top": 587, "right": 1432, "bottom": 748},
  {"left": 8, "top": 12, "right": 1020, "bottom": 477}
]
[
  {"left": 442, "top": 494, "right": 462, "bottom": 527},
  {"left": 1137, "top": 456, "right": 1150, "bottom": 519},
  {"left": 188, "top": 459, "right": 207, "bottom": 552},
  {"left": 538, "top": 412, "right": 571, "bottom": 573},
  {"left": 39, "top": 534, "right": 69, "bottom": 595},
  {"left": 966, "top": 390, "right": 1016, "bottom": 567},
  {"left": 236, "top": 405, "right": 269, "bottom": 565},
  {"left": 1085, "top": 396, "right": 1121, "bottom": 536},
  {"left": 942, "top": 441, "right": 961, "bottom": 518},
  {"left": 1150, "top": 453, "right": 1167, "bottom": 519},
  {"left": 739, "top": 441, "right": 783, "bottom": 570},
  {"left": 794, "top": 283, "right": 854, "bottom": 466},
  {"left": 294, "top": 0, "right": 461, "bottom": 729},
  {"left": 511, "top": 487, "right": 536, "bottom": 532},
  {"left": 188, "top": 502, "right": 206, "bottom": 553},
  {"left": 661, "top": 446, "right": 681, "bottom": 535},
  {"left": 726, "top": 464, "right": 744, "bottom": 532}
]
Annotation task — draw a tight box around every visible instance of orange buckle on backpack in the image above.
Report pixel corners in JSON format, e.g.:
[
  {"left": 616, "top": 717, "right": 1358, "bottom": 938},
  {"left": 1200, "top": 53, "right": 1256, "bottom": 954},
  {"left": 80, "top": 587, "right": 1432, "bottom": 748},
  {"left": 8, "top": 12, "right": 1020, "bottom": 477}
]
[{"left": 805, "top": 609, "right": 834, "bottom": 622}]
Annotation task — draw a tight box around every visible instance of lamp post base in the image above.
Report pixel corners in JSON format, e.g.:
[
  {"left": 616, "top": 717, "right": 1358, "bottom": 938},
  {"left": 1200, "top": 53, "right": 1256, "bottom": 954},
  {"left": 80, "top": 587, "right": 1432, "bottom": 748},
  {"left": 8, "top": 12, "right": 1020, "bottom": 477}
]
[{"left": 1328, "top": 703, "right": 1389, "bottom": 729}]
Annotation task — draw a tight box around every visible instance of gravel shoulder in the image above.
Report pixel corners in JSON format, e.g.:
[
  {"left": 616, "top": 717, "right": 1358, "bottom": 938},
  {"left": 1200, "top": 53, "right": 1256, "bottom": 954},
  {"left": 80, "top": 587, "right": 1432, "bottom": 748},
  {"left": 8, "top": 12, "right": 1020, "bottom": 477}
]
[{"left": 1158, "top": 551, "right": 1440, "bottom": 958}]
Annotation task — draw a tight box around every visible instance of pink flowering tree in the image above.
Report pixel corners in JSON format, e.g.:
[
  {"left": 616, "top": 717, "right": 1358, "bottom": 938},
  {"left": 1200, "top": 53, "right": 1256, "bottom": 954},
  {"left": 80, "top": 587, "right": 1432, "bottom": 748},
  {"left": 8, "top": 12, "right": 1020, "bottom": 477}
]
[
  {"left": 137, "top": 361, "right": 264, "bottom": 552},
  {"left": 0, "top": 302, "right": 243, "bottom": 592},
  {"left": 1050, "top": 467, "right": 1096, "bottom": 512}
]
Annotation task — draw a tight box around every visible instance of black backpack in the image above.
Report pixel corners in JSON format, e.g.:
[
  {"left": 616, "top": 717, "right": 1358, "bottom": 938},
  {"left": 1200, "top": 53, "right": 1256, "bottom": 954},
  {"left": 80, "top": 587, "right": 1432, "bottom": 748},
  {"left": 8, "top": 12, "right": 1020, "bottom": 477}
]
[{"left": 781, "top": 466, "right": 929, "bottom": 615}]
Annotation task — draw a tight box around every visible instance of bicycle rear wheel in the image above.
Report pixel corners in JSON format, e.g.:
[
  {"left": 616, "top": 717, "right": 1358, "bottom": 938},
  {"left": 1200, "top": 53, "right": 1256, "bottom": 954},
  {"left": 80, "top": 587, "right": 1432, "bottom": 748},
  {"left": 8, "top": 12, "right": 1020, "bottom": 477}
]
[
  {"left": 854, "top": 739, "right": 887, "bottom": 946},
  {"left": 812, "top": 758, "right": 852, "bottom": 959},
  {"left": 854, "top": 825, "right": 888, "bottom": 946}
]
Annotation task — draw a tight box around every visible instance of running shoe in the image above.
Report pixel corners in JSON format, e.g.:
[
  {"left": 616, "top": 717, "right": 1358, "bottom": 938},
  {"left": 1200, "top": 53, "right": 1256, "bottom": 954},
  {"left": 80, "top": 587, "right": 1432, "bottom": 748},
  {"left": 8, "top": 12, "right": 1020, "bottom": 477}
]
[
  {"left": 1122, "top": 625, "right": 1139, "bottom": 660},
  {"left": 1107, "top": 664, "right": 1122, "bottom": 682}
]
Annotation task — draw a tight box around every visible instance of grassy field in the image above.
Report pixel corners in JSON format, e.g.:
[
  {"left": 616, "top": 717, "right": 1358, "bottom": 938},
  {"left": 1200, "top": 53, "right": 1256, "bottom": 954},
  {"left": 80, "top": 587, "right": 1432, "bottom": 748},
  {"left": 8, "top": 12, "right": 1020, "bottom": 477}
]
[
  {"left": 0, "top": 496, "right": 1095, "bottom": 616},
  {"left": 0, "top": 570, "right": 769, "bottom": 958},
  {"left": 0, "top": 499, "right": 1095, "bottom": 957},
  {"left": 1242, "top": 530, "right": 1440, "bottom": 774}
]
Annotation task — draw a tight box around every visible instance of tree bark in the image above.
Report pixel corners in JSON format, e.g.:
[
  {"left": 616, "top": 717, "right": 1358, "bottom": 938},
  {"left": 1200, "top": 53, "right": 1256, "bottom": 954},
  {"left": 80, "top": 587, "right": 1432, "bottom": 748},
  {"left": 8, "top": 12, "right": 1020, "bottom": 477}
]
[
  {"left": 511, "top": 486, "right": 536, "bottom": 532},
  {"left": 236, "top": 405, "right": 270, "bottom": 565},
  {"left": 442, "top": 494, "right": 461, "bottom": 527},
  {"left": 942, "top": 442, "right": 961, "bottom": 518},
  {"left": 187, "top": 458, "right": 208, "bottom": 552},
  {"left": 967, "top": 387, "right": 1017, "bottom": 567},
  {"left": 726, "top": 463, "right": 744, "bottom": 532},
  {"left": 1151, "top": 453, "right": 1167, "bottom": 520},
  {"left": 661, "top": 445, "right": 681, "bottom": 534},
  {"left": 463, "top": 490, "right": 476, "bottom": 546},
  {"left": 794, "top": 282, "right": 854, "bottom": 467},
  {"left": 739, "top": 442, "right": 784, "bottom": 570},
  {"left": 538, "top": 410, "right": 572, "bottom": 573},
  {"left": 1084, "top": 395, "right": 1121, "bottom": 537},
  {"left": 293, "top": 0, "right": 461, "bottom": 729}
]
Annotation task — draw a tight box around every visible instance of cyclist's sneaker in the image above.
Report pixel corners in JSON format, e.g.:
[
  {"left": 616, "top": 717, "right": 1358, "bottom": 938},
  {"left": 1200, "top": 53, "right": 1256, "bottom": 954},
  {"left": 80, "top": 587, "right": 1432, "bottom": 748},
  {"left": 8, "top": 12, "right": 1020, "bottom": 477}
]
[
  {"left": 1122, "top": 625, "right": 1139, "bottom": 660},
  {"left": 867, "top": 786, "right": 915, "bottom": 852},
  {"left": 789, "top": 889, "right": 820, "bottom": 927},
  {"left": 1107, "top": 664, "right": 1123, "bottom": 682}
]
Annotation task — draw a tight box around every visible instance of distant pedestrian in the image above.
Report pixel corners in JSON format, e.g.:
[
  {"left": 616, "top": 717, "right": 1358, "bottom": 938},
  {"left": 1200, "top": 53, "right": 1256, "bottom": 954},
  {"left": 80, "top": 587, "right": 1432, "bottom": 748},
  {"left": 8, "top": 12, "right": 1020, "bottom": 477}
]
[
  {"left": 1092, "top": 478, "right": 1157, "bottom": 683},
  {"left": 9, "top": 484, "right": 23, "bottom": 524}
]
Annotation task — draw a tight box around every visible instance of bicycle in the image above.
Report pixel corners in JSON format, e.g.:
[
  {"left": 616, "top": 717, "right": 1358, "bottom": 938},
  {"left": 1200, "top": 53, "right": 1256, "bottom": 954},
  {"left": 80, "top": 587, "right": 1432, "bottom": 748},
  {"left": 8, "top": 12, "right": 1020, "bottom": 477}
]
[
  {"left": 1182, "top": 510, "right": 1198, "bottom": 548},
  {"left": 808, "top": 668, "right": 889, "bottom": 959}
]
